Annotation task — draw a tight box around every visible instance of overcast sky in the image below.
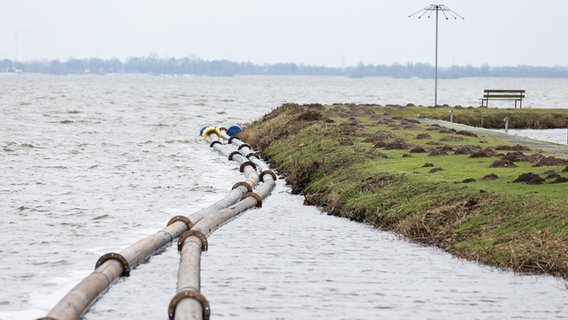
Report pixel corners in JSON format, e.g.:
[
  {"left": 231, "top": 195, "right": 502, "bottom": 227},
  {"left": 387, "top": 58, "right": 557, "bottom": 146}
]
[{"left": 1, "top": 0, "right": 567, "bottom": 67}]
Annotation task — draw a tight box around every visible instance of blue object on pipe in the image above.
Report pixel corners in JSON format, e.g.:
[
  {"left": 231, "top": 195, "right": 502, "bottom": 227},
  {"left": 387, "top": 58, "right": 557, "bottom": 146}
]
[
  {"left": 226, "top": 125, "right": 242, "bottom": 137},
  {"left": 199, "top": 126, "right": 210, "bottom": 137}
]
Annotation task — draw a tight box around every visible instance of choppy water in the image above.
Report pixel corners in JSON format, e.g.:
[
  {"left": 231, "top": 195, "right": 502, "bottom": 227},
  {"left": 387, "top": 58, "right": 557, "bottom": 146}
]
[{"left": 1, "top": 74, "right": 568, "bottom": 320}]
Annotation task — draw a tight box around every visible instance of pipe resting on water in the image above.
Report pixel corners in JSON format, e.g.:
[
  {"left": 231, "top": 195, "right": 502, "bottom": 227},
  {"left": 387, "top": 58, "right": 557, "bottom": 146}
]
[
  {"left": 39, "top": 125, "right": 273, "bottom": 320},
  {"left": 170, "top": 129, "right": 276, "bottom": 320}
]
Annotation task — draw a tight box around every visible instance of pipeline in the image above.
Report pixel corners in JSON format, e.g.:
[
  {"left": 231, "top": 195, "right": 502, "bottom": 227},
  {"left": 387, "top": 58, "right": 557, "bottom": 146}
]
[
  {"left": 171, "top": 171, "right": 276, "bottom": 320},
  {"left": 39, "top": 125, "right": 269, "bottom": 320},
  {"left": 169, "top": 125, "right": 277, "bottom": 320}
]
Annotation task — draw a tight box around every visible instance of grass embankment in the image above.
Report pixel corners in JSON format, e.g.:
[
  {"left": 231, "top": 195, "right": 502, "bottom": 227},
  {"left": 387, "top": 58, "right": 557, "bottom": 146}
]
[{"left": 239, "top": 103, "right": 568, "bottom": 279}]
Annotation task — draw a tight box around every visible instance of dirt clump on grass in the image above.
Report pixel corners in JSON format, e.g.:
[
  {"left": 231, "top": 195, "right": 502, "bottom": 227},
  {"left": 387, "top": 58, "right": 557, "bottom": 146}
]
[
  {"left": 429, "top": 149, "right": 448, "bottom": 156},
  {"left": 496, "top": 144, "right": 531, "bottom": 151},
  {"left": 490, "top": 159, "right": 518, "bottom": 168},
  {"left": 410, "top": 146, "right": 427, "bottom": 153},
  {"left": 454, "top": 145, "right": 482, "bottom": 155},
  {"left": 383, "top": 139, "right": 409, "bottom": 150},
  {"left": 470, "top": 148, "right": 498, "bottom": 158},
  {"left": 295, "top": 109, "right": 323, "bottom": 121},
  {"left": 456, "top": 130, "right": 478, "bottom": 137},
  {"left": 513, "top": 173, "right": 545, "bottom": 184},
  {"left": 416, "top": 133, "right": 431, "bottom": 139},
  {"left": 440, "top": 135, "right": 466, "bottom": 142},
  {"left": 544, "top": 170, "right": 560, "bottom": 179},
  {"left": 533, "top": 156, "right": 568, "bottom": 167},
  {"left": 482, "top": 173, "right": 500, "bottom": 180},
  {"left": 363, "top": 130, "right": 398, "bottom": 143},
  {"left": 501, "top": 151, "right": 532, "bottom": 162}
]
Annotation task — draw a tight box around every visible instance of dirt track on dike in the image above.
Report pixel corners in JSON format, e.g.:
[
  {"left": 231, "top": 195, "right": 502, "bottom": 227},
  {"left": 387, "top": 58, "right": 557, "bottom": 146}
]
[{"left": 417, "top": 119, "right": 568, "bottom": 159}]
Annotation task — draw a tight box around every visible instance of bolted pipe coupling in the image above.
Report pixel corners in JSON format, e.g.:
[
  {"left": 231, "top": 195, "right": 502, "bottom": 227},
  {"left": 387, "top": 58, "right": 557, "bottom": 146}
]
[
  {"left": 95, "top": 252, "right": 131, "bottom": 277},
  {"left": 168, "top": 289, "right": 211, "bottom": 320}
]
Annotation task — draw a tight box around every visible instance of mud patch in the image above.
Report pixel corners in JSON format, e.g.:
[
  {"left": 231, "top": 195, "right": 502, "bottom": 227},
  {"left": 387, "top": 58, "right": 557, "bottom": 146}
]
[
  {"left": 454, "top": 145, "right": 482, "bottom": 155},
  {"left": 470, "top": 148, "right": 497, "bottom": 158},
  {"left": 295, "top": 109, "right": 323, "bottom": 121},
  {"left": 416, "top": 133, "right": 431, "bottom": 139},
  {"left": 495, "top": 144, "right": 531, "bottom": 151},
  {"left": 513, "top": 173, "right": 545, "bottom": 185},
  {"left": 456, "top": 130, "right": 478, "bottom": 137},
  {"left": 501, "top": 151, "right": 531, "bottom": 162},
  {"left": 490, "top": 159, "right": 518, "bottom": 168},
  {"left": 363, "top": 130, "right": 398, "bottom": 143},
  {"left": 552, "top": 177, "right": 568, "bottom": 183},
  {"left": 383, "top": 139, "right": 409, "bottom": 150},
  {"left": 429, "top": 149, "right": 448, "bottom": 156},
  {"left": 441, "top": 136, "right": 466, "bottom": 142},
  {"left": 410, "top": 146, "right": 427, "bottom": 153},
  {"left": 533, "top": 157, "right": 568, "bottom": 167},
  {"left": 482, "top": 173, "right": 500, "bottom": 180}
]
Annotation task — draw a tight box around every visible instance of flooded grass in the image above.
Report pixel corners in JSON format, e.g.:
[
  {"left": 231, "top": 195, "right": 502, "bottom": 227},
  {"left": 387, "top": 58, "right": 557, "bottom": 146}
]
[{"left": 239, "top": 103, "right": 568, "bottom": 280}]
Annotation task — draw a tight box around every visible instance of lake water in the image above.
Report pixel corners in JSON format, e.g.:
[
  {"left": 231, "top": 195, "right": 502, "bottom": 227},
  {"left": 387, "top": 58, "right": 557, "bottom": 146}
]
[{"left": 1, "top": 74, "right": 567, "bottom": 320}]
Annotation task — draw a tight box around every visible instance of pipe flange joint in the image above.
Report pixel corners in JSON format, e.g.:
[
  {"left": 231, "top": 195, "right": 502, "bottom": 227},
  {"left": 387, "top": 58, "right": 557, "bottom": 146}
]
[
  {"left": 95, "top": 252, "right": 131, "bottom": 277},
  {"left": 260, "top": 170, "right": 277, "bottom": 182},
  {"left": 239, "top": 161, "right": 256, "bottom": 172},
  {"left": 168, "top": 289, "right": 211, "bottom": 320},
  {"left": 237, "top": 143, "right": 251, "bottom": 150},
  {"left": 241, "top": 192, "right": 262, "bottom": 208},
  {"left": 166, "top": 215, "right": 193, "bottom": 230},
  {"left": 228, "top": 137, "right": 239, "bottom": 145},
  {"left": 232, "top": 181, "right": 253, "bottom": 193},
  {"left": 228, "top": 150, "right": 241, "bottom": 161},
  {"left": 245, "top": 152, "right": 259, "bottom": 159},
  {"left": 209, "top": 140, "right": 221, "bottom": 148},
  {"left": 178, "top": 230, "right": 208, "bottom": 252}
]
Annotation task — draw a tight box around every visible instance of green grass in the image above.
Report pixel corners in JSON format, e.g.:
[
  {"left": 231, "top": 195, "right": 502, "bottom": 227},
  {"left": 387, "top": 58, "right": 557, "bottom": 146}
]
[{"left": 240, "top": 103, "right": 568, "bottom": 279}]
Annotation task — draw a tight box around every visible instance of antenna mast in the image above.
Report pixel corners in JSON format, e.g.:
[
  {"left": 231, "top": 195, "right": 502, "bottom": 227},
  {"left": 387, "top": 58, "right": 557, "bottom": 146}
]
[{"left": 409, "top": 4, "right": 464, "bottom": 106}]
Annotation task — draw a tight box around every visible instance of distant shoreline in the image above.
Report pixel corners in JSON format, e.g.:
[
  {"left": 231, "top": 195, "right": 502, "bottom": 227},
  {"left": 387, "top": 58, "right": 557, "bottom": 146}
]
[{"left": 2, "top": 57, "right": 568, "bottom": 78}]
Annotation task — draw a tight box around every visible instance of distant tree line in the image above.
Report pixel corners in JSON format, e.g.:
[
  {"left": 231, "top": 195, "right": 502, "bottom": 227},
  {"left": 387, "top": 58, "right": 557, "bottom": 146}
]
[{"left": 1, "top": 56, "right": 568, "bottom": 78}]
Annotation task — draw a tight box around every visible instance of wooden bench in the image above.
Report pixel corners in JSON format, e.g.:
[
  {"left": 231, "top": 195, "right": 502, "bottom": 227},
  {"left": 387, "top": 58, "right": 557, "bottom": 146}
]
[{"left": 481, "top": 89, "right": 525, "bottom": 109}]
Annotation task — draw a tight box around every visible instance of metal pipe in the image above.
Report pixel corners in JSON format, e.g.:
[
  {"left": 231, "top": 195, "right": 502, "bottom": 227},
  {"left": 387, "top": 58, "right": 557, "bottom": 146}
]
[
  {"left": 172, "top": 155, "right": 276, "bottom": 320},
  {"left": 41, "top": 133, "right": 261, "bottom": 320}
]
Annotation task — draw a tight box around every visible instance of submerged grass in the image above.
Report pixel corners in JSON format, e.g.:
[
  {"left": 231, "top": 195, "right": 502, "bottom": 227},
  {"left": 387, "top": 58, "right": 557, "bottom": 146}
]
[{"left": 239, "top": 103, "right": 568, "bottom": 279}]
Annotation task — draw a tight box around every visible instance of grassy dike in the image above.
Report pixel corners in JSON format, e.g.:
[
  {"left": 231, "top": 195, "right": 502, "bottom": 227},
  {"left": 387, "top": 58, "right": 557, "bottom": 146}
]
[{"left": 238, "top": 103, "right": 568, "bottom": 280}]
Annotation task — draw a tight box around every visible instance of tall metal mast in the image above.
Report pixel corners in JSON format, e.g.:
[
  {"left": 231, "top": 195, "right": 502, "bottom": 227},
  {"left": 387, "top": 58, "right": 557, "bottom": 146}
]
[{"left": 409, "top": 4, "right": 464, "bottom": 106}]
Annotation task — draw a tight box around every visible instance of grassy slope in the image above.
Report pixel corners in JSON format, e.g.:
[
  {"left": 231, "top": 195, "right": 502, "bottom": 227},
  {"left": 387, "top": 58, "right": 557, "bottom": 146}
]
[{"left": 239, "top": 103, "right": 568, "bottom": 279}]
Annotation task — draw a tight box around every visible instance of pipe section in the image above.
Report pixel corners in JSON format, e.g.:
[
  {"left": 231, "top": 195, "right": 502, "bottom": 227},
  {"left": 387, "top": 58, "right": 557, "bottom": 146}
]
[
  {"left": 172, "top": 173, "right": 276, "bottom": 320},
  {"left": 40, "top": 125, "right": 275, "bottom": 320}
]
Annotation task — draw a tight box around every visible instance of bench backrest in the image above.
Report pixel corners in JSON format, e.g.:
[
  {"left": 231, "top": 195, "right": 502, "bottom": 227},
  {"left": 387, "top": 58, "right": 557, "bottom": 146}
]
[{"left": 483, "top": 89, "right": 525, "bottom": 99}]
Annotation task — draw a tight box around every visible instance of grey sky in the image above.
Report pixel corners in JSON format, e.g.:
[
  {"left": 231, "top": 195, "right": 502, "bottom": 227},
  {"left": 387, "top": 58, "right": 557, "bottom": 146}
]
[{"left": 1, "top": 0, "right": 567, "bottom": 67}]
